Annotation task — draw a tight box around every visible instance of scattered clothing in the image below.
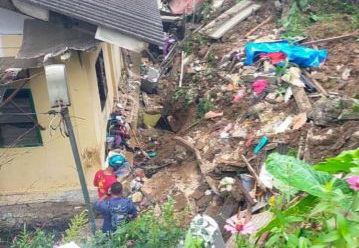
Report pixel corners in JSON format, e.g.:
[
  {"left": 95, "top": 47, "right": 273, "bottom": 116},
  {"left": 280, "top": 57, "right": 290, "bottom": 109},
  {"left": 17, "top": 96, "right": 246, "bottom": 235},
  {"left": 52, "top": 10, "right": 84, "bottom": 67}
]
[{"left": 252, "top": 79, "right": 268, "bottom": 96}]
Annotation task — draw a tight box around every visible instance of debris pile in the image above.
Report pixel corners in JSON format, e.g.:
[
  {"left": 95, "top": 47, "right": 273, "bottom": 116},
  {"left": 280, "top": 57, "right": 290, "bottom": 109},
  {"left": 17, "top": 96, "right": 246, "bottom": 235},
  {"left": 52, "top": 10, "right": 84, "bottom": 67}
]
[{"left": 134, "top": 0, "right": 359, "bottom": 243}]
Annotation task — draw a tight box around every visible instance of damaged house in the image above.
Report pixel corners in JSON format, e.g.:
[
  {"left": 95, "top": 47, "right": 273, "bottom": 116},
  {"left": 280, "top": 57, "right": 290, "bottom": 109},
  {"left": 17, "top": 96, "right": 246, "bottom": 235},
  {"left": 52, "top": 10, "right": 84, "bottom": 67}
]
[{"left": 0, "top": 0, "right": 163, "bottom": 228}]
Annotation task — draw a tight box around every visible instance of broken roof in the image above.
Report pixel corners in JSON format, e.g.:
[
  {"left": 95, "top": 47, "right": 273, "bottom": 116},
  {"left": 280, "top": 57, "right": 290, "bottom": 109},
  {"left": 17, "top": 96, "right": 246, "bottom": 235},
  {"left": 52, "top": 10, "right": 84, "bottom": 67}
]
[
  {"left": 0, "top": 57, "right": 43, "bottom": 69},
  {"left": 17, "top": 19, "right": 99, "bottom": 59},
  {"left": 16, "top": 0, "right": 164, "bottom": 46}
]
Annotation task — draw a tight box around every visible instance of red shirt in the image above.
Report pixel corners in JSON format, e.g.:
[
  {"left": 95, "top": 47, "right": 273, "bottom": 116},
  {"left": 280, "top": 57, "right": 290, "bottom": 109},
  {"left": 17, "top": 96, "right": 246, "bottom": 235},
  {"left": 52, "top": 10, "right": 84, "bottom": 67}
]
[{"left": 93, "top": 170, "right": 117, "bottom": 198}]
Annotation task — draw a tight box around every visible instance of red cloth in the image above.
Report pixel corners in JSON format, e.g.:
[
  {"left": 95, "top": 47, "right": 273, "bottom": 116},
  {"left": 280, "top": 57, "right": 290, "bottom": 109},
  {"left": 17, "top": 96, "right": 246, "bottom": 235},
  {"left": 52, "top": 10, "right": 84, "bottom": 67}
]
[
  {"left": 93, "top": 170, "right": 117, "bottom": 198},
  {"left": 260, "top": 52, "right": 287, "bottom": 64}
]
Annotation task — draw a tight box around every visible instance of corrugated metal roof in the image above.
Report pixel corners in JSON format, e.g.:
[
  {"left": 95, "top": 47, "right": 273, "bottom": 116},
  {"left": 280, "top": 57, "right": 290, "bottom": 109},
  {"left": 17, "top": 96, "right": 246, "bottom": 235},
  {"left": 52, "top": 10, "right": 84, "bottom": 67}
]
[
  {"left": 17, "top": 0, "right": 164, "bottom": 46},
  {"left": 17, "top": 19, "right": 99, "bottom": 59}
]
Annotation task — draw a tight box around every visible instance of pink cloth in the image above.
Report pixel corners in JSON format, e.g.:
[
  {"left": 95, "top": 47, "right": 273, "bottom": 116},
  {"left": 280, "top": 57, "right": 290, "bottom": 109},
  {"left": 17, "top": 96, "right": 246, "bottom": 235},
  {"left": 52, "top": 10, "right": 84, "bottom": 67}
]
[
  {"left": 252, "top": 79, "right": 268, "bottom": 95},
  {"left": 232, "top": 87, "right": 246, "bottom": 102}
]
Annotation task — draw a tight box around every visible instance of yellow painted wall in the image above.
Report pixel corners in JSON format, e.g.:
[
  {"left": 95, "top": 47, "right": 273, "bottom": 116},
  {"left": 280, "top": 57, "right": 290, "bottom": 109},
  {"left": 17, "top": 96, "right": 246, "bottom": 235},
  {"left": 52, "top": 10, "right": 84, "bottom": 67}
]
[
  {"left": 0, "top": 43, "right": 123, "bottom": 203},
  {"left": 0, "top": 35, "right": 22, "bottom": 56}
]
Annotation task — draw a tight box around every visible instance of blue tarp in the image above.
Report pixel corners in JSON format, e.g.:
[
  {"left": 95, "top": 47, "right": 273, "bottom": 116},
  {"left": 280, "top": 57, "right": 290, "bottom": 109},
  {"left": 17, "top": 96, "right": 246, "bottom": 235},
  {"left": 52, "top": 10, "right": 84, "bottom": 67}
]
[{"left": 244, "top": 40, "right": 327, "bottom": 68}]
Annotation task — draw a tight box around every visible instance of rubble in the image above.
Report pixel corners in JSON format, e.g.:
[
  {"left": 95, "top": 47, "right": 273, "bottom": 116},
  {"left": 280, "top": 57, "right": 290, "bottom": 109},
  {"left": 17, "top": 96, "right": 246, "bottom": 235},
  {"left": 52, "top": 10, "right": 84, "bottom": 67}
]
[{"left": 132, "top": 0, "right": 359, "bottom": 244}]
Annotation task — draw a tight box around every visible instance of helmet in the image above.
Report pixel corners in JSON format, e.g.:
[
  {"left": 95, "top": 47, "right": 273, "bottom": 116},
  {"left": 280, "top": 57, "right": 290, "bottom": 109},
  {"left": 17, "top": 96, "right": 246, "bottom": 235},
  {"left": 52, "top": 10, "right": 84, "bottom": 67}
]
[{"left": 108, "top": 155, "right": 125, "bottom": 168}]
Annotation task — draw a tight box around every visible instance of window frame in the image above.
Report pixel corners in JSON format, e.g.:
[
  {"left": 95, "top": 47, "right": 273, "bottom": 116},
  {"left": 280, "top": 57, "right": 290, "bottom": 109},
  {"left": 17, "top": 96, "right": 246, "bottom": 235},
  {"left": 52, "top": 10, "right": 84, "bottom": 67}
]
[{"left": 0, "top": 88, "right": 43, "bottom": 148}]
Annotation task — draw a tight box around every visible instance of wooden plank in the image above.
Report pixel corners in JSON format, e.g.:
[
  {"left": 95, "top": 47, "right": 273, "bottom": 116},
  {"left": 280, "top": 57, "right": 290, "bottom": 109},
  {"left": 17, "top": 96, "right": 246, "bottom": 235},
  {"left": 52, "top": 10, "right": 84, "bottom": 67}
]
[
  {"left": 292, "top": 86, "right": 312, "bottom": 113},
  {"left": 303, "top": 70, "right": 329, "bottom": 97},
  {"left": 201, "top": 0, "right": 253, "bottom": 33},
  {"left": 206, "top": 4, "right": 261, "bottom": 39}
]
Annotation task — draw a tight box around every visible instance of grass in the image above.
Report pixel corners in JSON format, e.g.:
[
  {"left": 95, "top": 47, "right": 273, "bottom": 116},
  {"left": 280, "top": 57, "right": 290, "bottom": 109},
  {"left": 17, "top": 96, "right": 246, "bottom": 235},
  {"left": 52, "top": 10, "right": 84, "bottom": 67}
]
[
  {"left": 352, "top": 103, "right": 359, "bottom": 113},
  {"left": 281, "top": 0, "right": 359, "bottom": 37},
  {"left": 197, "top": 98, "right": 213, "bottom": 119}
]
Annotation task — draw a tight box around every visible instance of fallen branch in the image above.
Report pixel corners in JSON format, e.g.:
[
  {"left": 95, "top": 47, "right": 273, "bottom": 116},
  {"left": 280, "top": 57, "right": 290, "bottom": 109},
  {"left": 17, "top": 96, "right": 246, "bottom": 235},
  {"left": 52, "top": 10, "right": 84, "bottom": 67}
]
[
  {"left": 174, "top": 136, "right": 219, "bottom": 194},
  {"left": 244, "top": 15, "right": 273, "bottom": 38},
  {"left": 301, "top": 32, "right": 358, "bottom": 46},
  {"left": 241, "top": 155, "right": 267, "bottom": 191},
  {"left": 179, "top": 51, "right": 185, "bottom": 88},
  {"left": 303, "top": 70, "right": 329, "bottom": 97},
  {"left": 235, "top": 178, "right": 255, "bottom": 206}
]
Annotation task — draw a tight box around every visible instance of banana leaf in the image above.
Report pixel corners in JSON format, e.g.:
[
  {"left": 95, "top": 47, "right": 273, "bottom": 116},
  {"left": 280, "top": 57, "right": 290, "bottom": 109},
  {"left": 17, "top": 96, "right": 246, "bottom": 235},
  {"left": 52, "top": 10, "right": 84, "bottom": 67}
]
[{"left": 266, "top": 153, "right": 340, "bottom": 198}]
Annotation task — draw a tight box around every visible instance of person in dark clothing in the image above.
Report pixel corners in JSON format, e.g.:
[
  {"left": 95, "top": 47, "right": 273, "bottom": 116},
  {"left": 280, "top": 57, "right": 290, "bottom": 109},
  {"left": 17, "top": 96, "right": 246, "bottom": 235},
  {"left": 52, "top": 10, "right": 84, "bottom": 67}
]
[{"left": 95, "top": 182, "right": 138, "bottom": 233}]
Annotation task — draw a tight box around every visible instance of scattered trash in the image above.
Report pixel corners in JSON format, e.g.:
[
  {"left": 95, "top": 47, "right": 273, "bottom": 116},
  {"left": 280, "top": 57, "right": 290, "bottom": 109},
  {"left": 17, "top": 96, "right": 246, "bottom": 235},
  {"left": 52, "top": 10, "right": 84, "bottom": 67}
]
[
  {"left": 131, "top": 191, "right": 144, "bottom": 203},
  {"left": 259, "top": 165, "right": 273, "bottom": 189},
  {"left": 245, "top": 41, "right": 327, "bottom": 67},
  {"left": 281, "top": 67, "right": 305, "bottom": 87},
  {"left": 239, "top": 174, "right": 254, "bottom": 192},
  {"left": 252, "top": 79, "right": 268, "bottom": 96},
  {"left": 341, "top": 68, "right": 351, "bottom": 81},
  {"left": 187, "top": 214, "right": 225, "bottom": 247},
  {"left": 232, "top": 87, "right": 246, "bottom": 102},
  {"left": 204, "top": 111, "right": 224, "bottom": 119},
  {"left": 274, "top": 116, "right": 293, "bottom": 134},
  {"left": 292, "top": 113, "right": 307, "bottom": 130},
  {"left": 219, "top": 177, "right": 236, "bottom": 192},
  {"left": 205, "top": 190, "right": 212, "bottom": 196},
  {"left": 147, "top": 151, "right": 157, "bottom": 157},
  {"left": 254, "top": 136, "right": 268, "bottom": 154}
]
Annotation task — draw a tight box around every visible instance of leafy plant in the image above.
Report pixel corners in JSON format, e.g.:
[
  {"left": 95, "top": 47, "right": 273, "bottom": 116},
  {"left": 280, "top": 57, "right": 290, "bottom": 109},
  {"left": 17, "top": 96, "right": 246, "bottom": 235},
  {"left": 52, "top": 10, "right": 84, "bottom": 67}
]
[
  {"left": 353, "top": 103, "right": 359, "bottom": 113},
  {"left": 196, "top": 98, "right": 212, "bottom": 118},
  {"left": 184, "top": 232, "right": 205, "bottom": 248},
  {"left": 314, "top": 148, "right": 359, "bottom": 173},
  {"left": 11, "top": 225, "right": 54, "bottom": 248},
  {"left": 63, "top": 210, "right": 88, "bottom": 243},
  {"left": 255, "top": 151, "right": 359, "bottom": 247},
  {"left": 265, "top": 153, "right": 350, "bottom": 198},
  {"left": 81, "top": 199, "right": 186, "bottom": 248}
]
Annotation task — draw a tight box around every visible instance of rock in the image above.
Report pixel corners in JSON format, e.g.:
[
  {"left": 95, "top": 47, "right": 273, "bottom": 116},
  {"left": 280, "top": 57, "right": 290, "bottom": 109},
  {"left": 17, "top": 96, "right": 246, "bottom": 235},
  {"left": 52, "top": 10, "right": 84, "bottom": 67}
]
[
  {"left": 353, "top": 131, "right": 359, "bottom": 138},
  {"left": 309, "top": 97, "right": 341, "bottom": 126},
  {"left": 338, "top": 110, "right": 359, "bottom": 120},
  {"left": 167, "top": 115, "right": 181, "bottom": 132},
  {"left": 248, "top": 102, "right": 267, "bottom": 115},
  {"left": 311, "top": 72, "right": 329, "bottom": 82},
  {"left": 231, "top": 128, "right": 248, "bottom": 138}
]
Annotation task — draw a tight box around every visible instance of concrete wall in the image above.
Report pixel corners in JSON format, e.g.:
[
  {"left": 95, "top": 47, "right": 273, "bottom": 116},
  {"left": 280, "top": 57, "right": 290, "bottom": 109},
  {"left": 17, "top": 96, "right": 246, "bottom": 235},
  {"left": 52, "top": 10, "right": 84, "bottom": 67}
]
[
  {"left": 0, "top": 35, "right": 22, "bottom": 57},
  {"left": 0, "top": 43, "right": 123, "bottom": 204}
]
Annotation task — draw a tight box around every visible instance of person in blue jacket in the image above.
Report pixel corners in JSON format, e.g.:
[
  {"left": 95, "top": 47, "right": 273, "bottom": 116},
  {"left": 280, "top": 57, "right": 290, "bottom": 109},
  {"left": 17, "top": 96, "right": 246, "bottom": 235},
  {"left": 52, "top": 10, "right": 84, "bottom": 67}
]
[{"left": 95, "top": 182, "right": 138, "bottom": 233}]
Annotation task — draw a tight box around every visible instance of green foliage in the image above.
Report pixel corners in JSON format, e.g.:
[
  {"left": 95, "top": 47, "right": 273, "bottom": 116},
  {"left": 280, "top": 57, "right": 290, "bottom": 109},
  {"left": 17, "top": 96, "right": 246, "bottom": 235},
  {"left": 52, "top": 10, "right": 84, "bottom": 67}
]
[
  {"left": 257, "top": 195, "right": 318, "bottom": 236},
  {"left": 183, "top": 34, "right": 209, "bottom": 55},
  {"left": 282, "top": 0, "right": 359, "bottom": 37},
  {"left": 265, "top": 153, "right": 349, "bottom": 198},
  {"left": 314, "top": 148, "right": 359, "bottom": 173},
  {"left": 353, "top": 103, "right": 359, "bottom": 113},
  {"left": 11, "top": 225, "right": 54, "bottom": 248},
  {"left": 196, "top": 98, "right": 212, "bottom": 118},
  {"left": 184, "top": 232, "right": 205, "bottom": 248},
  {"left": 63, "top": 210, "right": 88, "bottom": 243},
  {"left": 286, "top": 149, "right": 298, "bottom": 158},
  {"left": 171, "top": 88, "right": 198, "bottom": 107},
  {"left": 255, "top": 150, "right": 359, "bottom": 247}
]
